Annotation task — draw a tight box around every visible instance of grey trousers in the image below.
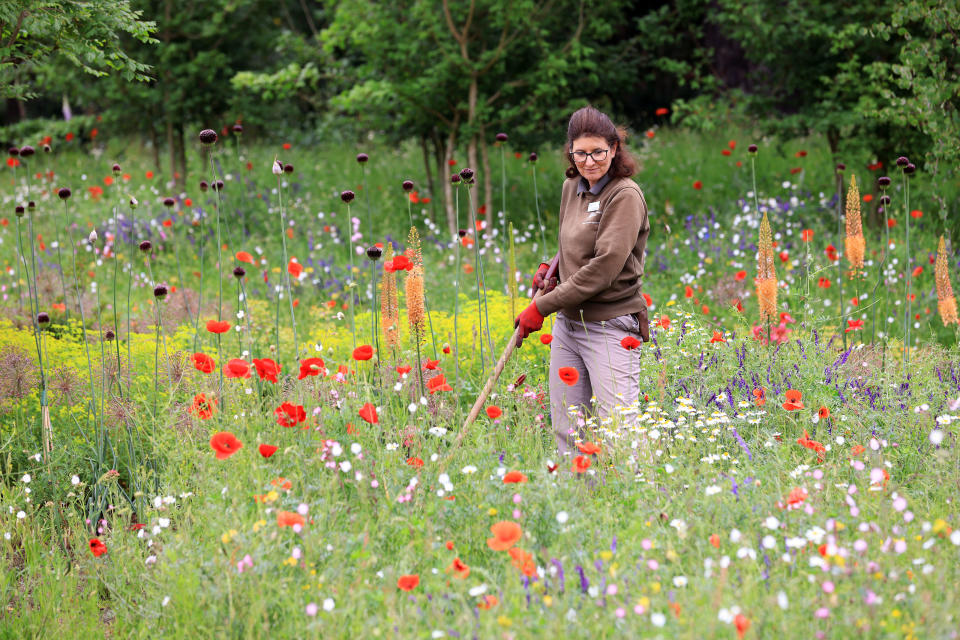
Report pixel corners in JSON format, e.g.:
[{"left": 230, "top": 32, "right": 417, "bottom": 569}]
[{"left": 548, "top": 311, "right": 642, "bottom": 456}]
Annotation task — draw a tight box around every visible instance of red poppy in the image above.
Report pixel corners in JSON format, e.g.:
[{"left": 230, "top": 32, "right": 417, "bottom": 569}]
[
  {"left": 558, "top": 367, "right": 579, "bottom": 386},
  {"left": 288, "top": 259, "right": 303, "bottom": 278},
  {"left": 797, "top": 429, "right": 826, "bottom": 463},
  {"left": 577, "top": 442, "right": 602, "bottom": 455},
  {"left": 863, "top": 194, "right": 873, "bottom": 203},
  {"left": 259, "top": 444, "right": 278, "bottom": 458},
  {"left": 779, "top": 250, "right": 789, "bottom": 263},
  {"left": 275, "top": 402, "right": 306, "bottom": 427},
  {"left": 207, "top": 320, "right": 230, "bottom": 334},
  {"left": 427, "top": 374, "right": 452, "bottom": 394},
  {"left": 709, "top": 533, "right": 720, "bottom": 548},
  {"left": 396, "top": 365, "right": 412, "bottom": 376},
  {"left": 850, "top": 444, "right": 866, "bottom": 457},
  {"left": 254, "top": 358, "right": 281, "bottom": 383},
  {"left": 887, "top": 218, "right": 897, "bottom": 228},
  {"left": 779, "top": 312, "right": 795, "bottom": 324},
  {"left": 6, "top": 157, "right": 19, "bottom": 168},
  {"left": 210, "top": 431, "right": 243, "bottom": 459},
  {"left": 503, "top": 471, "right": 528, "bottom": 484},
  {"left": 721, "top": 149, "right": 731, "bottom": 156},
  {"left": 145, "top": 170, "right": 153, "bottom": 179},
  {"left": 397, "top": 574, "right": 420, "bottom": 591},
  {"left": 486, "top": 405, "right": 502, "bottom": 419},
  {"left": 734, "top": 270, "right": 747, "bottom": 281},
  {"left": 817, "top": 277, "right": 832, "bottom": 289},
  {"left": 657, "top": 315, "right": 671, "bottom": 329},
  {"left": 509, "top": 547, "right": 537, "bottom": 576},
  {"left": 692, "top": 180, "right": 703, "bottom": 190},
  {"left": 406, "top": 457, "right": 424, "bottom": 468},
  {"left": 298, "top": 357, "right": 326, "bottom": 379},
  {"left": 447, "top": 557, "right": 470, "bottom": 579},
  {"left": 224, "top": 358, "right": 251, "bottom": 379},
  {"left": 734, "top": 613, "right": 751, "bottom": 639},
  {"left": 89, "top": 538, "right": 108, "bottom": 557},
  {"left": 277, "top": 510, "right": 305, "bottom": 528},
  {"left": 443, "top": 344, "right": 451, "bottom": 354},
  {"left": 753, "top": 387, "right": 766, "bottom": 407},
  {"left": 646, "top": 130, "right": 655, "bottom": 139},
  {"left": 782, "top": 389, "right": 804, "bottom": 411},
  {"left": 655, "top": 107, "right": 669, "bottom": 116},
  {"left": 571, "top": 455, "right": 592, "bottom": 473},
  {"left": 192, "top": 352, "right": 215, "bottom": 374},
  {"left": 709, "top": 330, "right": 726, "bottom": 343},
  {"left": 685, "top": 285, "right": 694, "bottom": 298},
  {"left": 540, "top": 334, "right": 553, "bottom": 345},
  {"left": 424, "top": 359, "right": 440, "bottom": 370},
  {"left": 824, "top": 244, "right": 839, "bottom": 261},
  {"left": 391, "top": 255, "right": 412, "bottom": 271},
  {"left": 621, "top": 336, "right": 642, "bottom": 350},
  {"left": 486, "top": 521, "right": 522, "bottom": 551},
  {"left": 282, "top": 142, "right": 292, "bottom": 150},
  {"left": 353, "top": 345, "right": 374, "bottom": 361},
  {"left": 359, "top": 402, "right": 378, "bottom": 424},
  {"left": 845, "top": 319, "right": 864, "bottom": 333},
  {"left": 235, "top": 250, "right": 255, "bottom": 264},
  {"left": 818, "top": 406, "right": 830, "bottom": 420},
  {"left": 190, "top": 393, "right": 217, "bottom": 420},
  {"left": 801, "top": 229, "right": 814, "bottom": 242}
]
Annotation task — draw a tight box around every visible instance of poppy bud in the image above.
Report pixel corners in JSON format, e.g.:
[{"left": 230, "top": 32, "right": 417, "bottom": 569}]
[
  {"left": 272, "top": 159, "right": 283, "bottom": 176},
  {"left": 232, "top": 124, "right": 243, "bottom": 134},
  {"left": 340, "top": 190, "right": 355, "bottom": 203},
  {"left": 139, "top": 240, "right": 152, "bottom": 252},
  {"left": 8, "top": 147, "right": 19, "bottom": 157},
  {"left": 356, "top": 153, "right": 369, "bottom": 163},
  {"left": 458, "top": 229, "right": 467, "bottom": 238},
  {"left": 129, "top": 196, "right": 138, "bottom": 208},
  {"left": 19, "top": 146, "right": 34, "bottom": 158},
  {"left": 747, "top": 144, "right": 758, "bottom": 154},
  {"left": 88, "top": 230, "right": 98, "bottom": 244},
  {"left": 528, "top": 153, "right": 538, "bottom": 162},
  {"left": 199, "top": 129, "right": 218, "bottom": 145},
  {"left": 450, "top": 174, "right": 461, "bottom": 184},
  {"left": 199, "top": 180, "right": 209, "bottom": 191},
  {"left": 495, "top": 132, "right": 508, "bottom": 142},
  {"left": 896, "top": 156, "right": 909, "bottom": 167},
  {"left": 233, "top": 266, "right": 246, "bottom": 278},
  {"left": 104, "top": 329, "right": 115, "bottom": 341},
  {"left": 880, "top": 195, "right": 891, "bottom": 205},
  {"left": 37, "top": 312, "right": 50, "bottom": 325},
  {"left": 402, "top": 180, "right": 414, "bottom": 192},
  {"left": 15, "top": 205, "right": 25, "bottom": 217},
  {"left": 283, "top": 163, "right": 294, "bottom": 174},
  {"left": 27, "top": 201, "right": 35, "bottom": 210},
  {"left": 459, "top": 168, "right": 475, "bottom": 181},
  {"left": 366, "top": 246, "right": 382, "bottom": 260},
  {"left": 877, "top": 176, "right": 891, "bottom": 188},
  {"left": 904, "top": 163, "right": 916, "bottom": 175},
  {"left": 153, "top": 285, "right": 168, "bottom": 299},
  {"left": 112, "top": 163, "right": 121, "bottom": 174},
  {"left": 836, "top": 163, "right": 846, "bottom": 172},
  {"left": 43, "top": 144, "right": 51, "bottom": 153},
  {"left": 163, "top": 197, "right": 175, "bottom": 208},
  {"left": 213, "top": 180, "right": 224, "bottom": 191},
  {"left": 58, "top": 187, "right": 71, "bottom": 200}
]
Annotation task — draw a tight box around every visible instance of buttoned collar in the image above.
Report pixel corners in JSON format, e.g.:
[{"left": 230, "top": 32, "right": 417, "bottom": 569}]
[{"left": 577, "top": 172, "right": 611, "bottom": 197}]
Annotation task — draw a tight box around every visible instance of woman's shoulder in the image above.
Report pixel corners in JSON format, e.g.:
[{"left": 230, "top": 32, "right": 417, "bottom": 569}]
[{"left": 605, "top": 176, "right": 646, "bottom": 202}]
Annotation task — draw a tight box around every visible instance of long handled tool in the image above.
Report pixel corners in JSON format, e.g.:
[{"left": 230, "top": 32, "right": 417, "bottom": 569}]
[{"left": 447, "top": 255, "right": 560, "bottom": 453}]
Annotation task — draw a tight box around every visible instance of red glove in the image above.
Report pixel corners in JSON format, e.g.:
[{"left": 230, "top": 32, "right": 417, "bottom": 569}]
[
  {"left": 532, "top": 262, "right": 558, "bottom": 294},
  {"left": 514, "top": 301, "right": 545, "bottom": 348}
]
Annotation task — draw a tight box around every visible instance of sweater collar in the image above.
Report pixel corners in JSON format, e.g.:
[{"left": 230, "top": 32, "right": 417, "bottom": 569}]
[{"left": 576, "top": 172, "right": 612, "bottom": 197}]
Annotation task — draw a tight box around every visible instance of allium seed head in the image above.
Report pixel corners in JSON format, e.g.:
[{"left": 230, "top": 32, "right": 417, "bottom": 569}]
[
  {"left": 836, "top": 163, "right": 846, "bottom": 172},
  {"left": 112, "top": 163, "right": 121, "bottom": 174},
  {"left": 232, "top": 124, "right": 243, "bottom": 134},
  {"left": 233, "top": 266, "right": 246, "bottom": 278},
  {"left": 904, "top": 163, "right": 916, "bottom": 175},
  {"left": 58, "top": 187, "right": 71, "bottom": 200},
  {"left": 896, "top": 156, "right": 909, "bottom": 167},
  {"left": 879, "top": 195, "right": 891, "bottom": 205},
  {"left": 213, "top": 180, "right": 224, "bottom": 191},
  {"left": 366, "top": 246, "right": 382, "bottom": 260},
  {"left": 104, "top": 329, "right": 115, "bottom": 341},
  {"left": 153, "top": 285, "right": 168, "bottom": 299},
  {"left": 43, "top": 144, "right": 51, "bottom": 153},
  {"left": 356, "top": 153, "right": 369, "bottom": 163},
  {"left": 199, "top": 180, "right": 209, "bottom": 192},
  {"left": 747, "top": 144, "right": 758, "bottom": 154},
  {"left": 458, "top": 229, "right": 467, "bottom": 238},
  {"left": 450, "top": 174, "right": 461, "bottom": 184},
  {"left": 402, "top": 180, "right": 414, "bottom": 192},
  {"left": 37, "top": 312, "right": 50, "bottom": 325},
  {"left": 877, "top": 176, "right": 891, "bottom": 187},
  {"left": 340, "top": 190, "right": 355, "bottom": 203},
  {"left": 162, "top": 197, "right": 176, "bottom": 208},
  {"left": 495, "top": 132, "right": 508, "bottom": 142},
  {"left": 528, "top": 153, "right": 538, "bottom": 162},
  {"left": 14, "top": 205, "right": 24, "bottom": 217},
  {"left": 19, "top": 146, "right": 34, "bottom": 157},
  {"left": 139, "top": 240, "right": 152, "bottom": 252},
  {"left": 283, "top": 163, "right": 294, "bottom": 174},
  {"left": 199, "top": 129, "right": 218, "bottom": 145},
  {"left": 8, "top": 147, "right": 19, "bottom": 157},
  {"left": 27, "top": 201, "right": 35, "bottom": 210},
  {"left": 459, "top": 167, "right": 475, "bottom": 181}
]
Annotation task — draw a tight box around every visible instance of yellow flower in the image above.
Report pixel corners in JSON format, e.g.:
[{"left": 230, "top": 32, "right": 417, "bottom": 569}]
[
  {"left": 487, "top": 507, "right": 497, "bottom": 516},
  {"left": 599, "top": 550, "right": 613, "bottom": 561},
  {"left": 221, "top": 529, "right": 238, "bottom": 544},
  {"left": 253, "top": 519, "right": 267, "bottom": 532},
  {"left": 497, "top": 615, "right": 512, "bottom": 627},
  {"left": 543, "top": 595, "right": 553, "bottom": 607}
]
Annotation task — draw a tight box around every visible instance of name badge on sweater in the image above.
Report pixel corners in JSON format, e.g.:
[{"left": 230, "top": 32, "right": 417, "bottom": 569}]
[{"left": 587, "top": 201, "right": 600, "bottom": 212}]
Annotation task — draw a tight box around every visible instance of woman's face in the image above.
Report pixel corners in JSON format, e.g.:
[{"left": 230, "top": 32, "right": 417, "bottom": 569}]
[{"left": 571, "top": 135, "right": 617, "bottom": 186}]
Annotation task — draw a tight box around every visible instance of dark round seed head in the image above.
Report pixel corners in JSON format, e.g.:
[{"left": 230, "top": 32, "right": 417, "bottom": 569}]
[
  {"left": 37, "top": 312, "right": 50, "bottom": 325},
  {"left": 233, "top": 266, "right": 246, "bottom": 278},
  {"left": 199, "top": 180, "right": 209, "bottom": 192},
  {"left": 402, "top": 180, "right": 414, "bottom": 192},
  {"left": 198, "top": 129, "right": 218, "bottom": 145},
  {"left": 15, "top": 205, "right": 25, "bottom": 217},
  {"left": 213, "top": 180, "right": 224, "bottom": 191},
  {"left": 8, "top": 147, "right": 19, "bottom": 157},
  {"left": 104, "top": 329, "right": 115, "bottom": 341},
  {"left": 340, "top": 190, "right": 355, "bottom": 203},
  {"left": 356, "top": 153, "right": 369, "bottom": 163},
  {"left": 43, "top": 144, "right": 51, "bottom": 153},
  {"left": 162, "top": 197, "right": 175, "bottom": 208},
  {"left": 283, "top": 163, "right": 293, "bottom": 174},
  {"left": 747, "top": 144, "right": 758, "bottom": 154},
  {"left": 879, "top": 195, "right": 891, "bottom": 205},
  {"left": 139, "top": 240, "right": 152, "bottom": 252},
  {"left": 19, "top": 145, "right": 34, "bottom": 157},
  {"left": 528, "top": 152, "right": 538, "bottom": 162},
  {"left": 450, "top": 174, "right": 461, "bottom": 184},
  {"left": 366, "top": 246, "right": 382, "bottom": 260},
  {"left": 27, "top": 201, "right": 35, "bottom": 210},
  {"left": 153, "top": 285, "right": 168, "bottom": 299},
  {"left": 232, "top": 124, "right": 243, "bottom": 134},
  {"left": 58, "top": 187, "right": 71, "bottom": 200},
  {"left": 112, "top": 163, "right": 121, "bottom": 174},
  {"left": 495, "top": 132, "right": 508, "bottom": 142},
  {"left": 877, "top": 176, "right": 891, "bottom": 188},
  {"left": 836, "top": 163, "right": 846, "bottom": 172},
  {"left": 896, "top": 156, "right": 909, "bottom": 167},
  {"left": 904, "top": 163, "right": 916, "bottom": 175},
  {"left": 459, "top": 167, "right": 475, "bottom": 181},
  {"left": 457, "top": 229, "right": 467, "bottom": 238}
]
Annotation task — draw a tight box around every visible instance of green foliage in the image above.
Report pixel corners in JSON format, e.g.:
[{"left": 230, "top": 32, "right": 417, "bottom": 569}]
[{"left": 0, "top": 0, "right": 157, "bottom": 100}]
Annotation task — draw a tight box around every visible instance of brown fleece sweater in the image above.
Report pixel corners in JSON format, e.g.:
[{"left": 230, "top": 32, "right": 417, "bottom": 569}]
[{"left": 535, "top": 175, "right": 650, "bottom": 322}]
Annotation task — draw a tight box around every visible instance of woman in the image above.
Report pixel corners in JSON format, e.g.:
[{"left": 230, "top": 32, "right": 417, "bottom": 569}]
[{"left": 514, "top": 105, "right": 650, "bottom": 456}]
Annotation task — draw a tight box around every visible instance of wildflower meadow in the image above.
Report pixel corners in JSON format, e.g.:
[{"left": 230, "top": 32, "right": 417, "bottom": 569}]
[{"left": 0, "top": 119, "right": 958, "bottom": 640}]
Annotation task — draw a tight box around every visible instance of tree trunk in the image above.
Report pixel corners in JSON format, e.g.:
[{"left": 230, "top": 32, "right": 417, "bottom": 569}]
[
  {"left": 420, "top": 134, "right": 435, "bottom": 224},
  {"left": 444, "top": 126, "right": 458, "bottom": 236},
  {"left": 149, "top": 119, "right": 161, "bottom": 172},
  {"left": 166, "top": 118, "right": 176, "bottom": 187},
  {"left": 176, "top": 120, "right": 187, "bottom": 188}
]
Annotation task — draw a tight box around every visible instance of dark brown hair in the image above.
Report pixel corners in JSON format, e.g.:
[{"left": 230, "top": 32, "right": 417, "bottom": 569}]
[{"left": 564, "top": 106, "right": 638, "bottom": 180}]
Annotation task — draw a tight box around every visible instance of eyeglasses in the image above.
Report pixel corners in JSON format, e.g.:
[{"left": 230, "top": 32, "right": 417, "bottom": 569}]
[{"left": 569, "top": 148, "right": 609, "bottom": 164}]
